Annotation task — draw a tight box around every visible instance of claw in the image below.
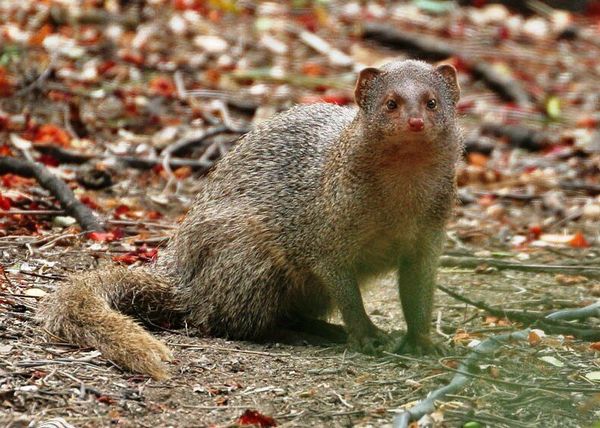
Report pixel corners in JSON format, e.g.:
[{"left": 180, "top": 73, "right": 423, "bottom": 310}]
[
  {"left": 349, "top": 327, "right": 391, "bottom": 355},
  {"left": 390, "top": 334, "right": 445, "bottom": 356}
]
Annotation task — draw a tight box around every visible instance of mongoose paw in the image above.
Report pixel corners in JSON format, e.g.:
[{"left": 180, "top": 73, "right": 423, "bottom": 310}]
[
  {"left": 389, "top": 334, "right": 445, "bottom": 356},
  {"left": 349, "top": 328, "right": 390, "bottom": 355}
]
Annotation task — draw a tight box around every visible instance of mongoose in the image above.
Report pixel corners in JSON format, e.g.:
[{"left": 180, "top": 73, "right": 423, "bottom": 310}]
[{"left": 38, "top": 60, "right": 462, "bottom": 380}]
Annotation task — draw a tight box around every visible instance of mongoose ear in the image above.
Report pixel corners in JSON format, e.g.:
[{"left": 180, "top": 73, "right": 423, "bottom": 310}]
[
  {"left": 355, "top": 67, "right": 381, "bottom": 109},
  {"left": 436, "top": 64, "right": 460, "bottom": 105}
]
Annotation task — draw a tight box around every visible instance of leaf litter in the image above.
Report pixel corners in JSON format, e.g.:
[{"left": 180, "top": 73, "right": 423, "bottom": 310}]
[{"left": 0, "top": 1, "right": 600, "bottom": 427}]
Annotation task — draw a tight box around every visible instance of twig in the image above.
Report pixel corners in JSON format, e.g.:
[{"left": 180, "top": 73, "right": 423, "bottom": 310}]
[
  {"left": 559, "top": 180, "right": 600, "bottom": 196},
  {"left": 229, "top": 69, "right": 353, "bottom": 90},
  {"left": 15, "top": 54, "right": 58, "bottom": 96},
  {"left": 546, "top": 301, "right": 600, "bottom": 321},
  {"left": 288, "top": 24, "right": 355, "bottom": 68},
  {"left": 0, "top": 209, "right": 65, "bottom": 216},
  {"left": 161, "top": 124, "right": 242, "bottom": 191},
  {"left": 480, "top": 123, "right": 548, "bottom": 151},
  {"left": 437, "top": 284, "right": 600, "bottom": 340},
  {"left": 167, "top": 342, "right": 291, "bottom": 358},
  {"left": 0, "top": 157, "right": 103, "bottom": 232},
  {"left": 439, "top": 256, "right": 600, "bottom": 279},
  {"left": 33, "top": 144, "right": 216, "bottom": 171},
  {"left": 392, "top": 300, "right": 600, "bottom": 427}
]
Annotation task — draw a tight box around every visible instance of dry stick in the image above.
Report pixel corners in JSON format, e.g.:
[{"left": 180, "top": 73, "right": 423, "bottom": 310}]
[
  {"left": 480, "top": 122, "right": 548, "bottom": 151},
  {"left": 392, "top": 300, "right": 600, "bottom": 428},
  {"left": 161, "top": 124, "right": 244, "bottom": 191},
  {"left": 361, "top": 23, "right": 530, "bottom": 106},
  {"left": 33, "top": 144, "right": 215, "bottom": 171},
  {"left": 559, "top": 180, "right": 600, "bottom": 196},
  {"left": 0, "top": 157, "right": 103, "bottom": 232},
  {"left": 437, "top": 284, "right": 600, "bottom": 340},
  {"left": 439, "top": 255, "right": 600, "bottom": 279}
]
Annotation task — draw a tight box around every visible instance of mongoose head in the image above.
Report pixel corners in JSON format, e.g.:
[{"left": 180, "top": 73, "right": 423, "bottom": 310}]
[{"left": 354, "top": 60, "right": 460, "bottom": 149}]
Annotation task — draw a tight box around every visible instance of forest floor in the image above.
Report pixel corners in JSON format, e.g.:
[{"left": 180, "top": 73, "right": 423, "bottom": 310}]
[
  {"left": 2, "top": 244, "right": 598, "bottom": 428},
  {"left": 1, "top": 1, "right": 600, "bottom": 427}
]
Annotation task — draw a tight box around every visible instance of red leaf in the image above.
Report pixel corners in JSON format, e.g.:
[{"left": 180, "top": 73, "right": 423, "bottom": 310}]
[
  {"left": 1, "top": 174, "right": 34, "bottom": 188},
  {"left": 87, "top": 229, "right": 123, "bottom": 242},
  {"left": 80, "top": 195, "right": 100, "bottom": 210},
  {"left": 112, "top": 246, "right": 158, "bottom": 265},
  {"left": 33, "top": 124, "right": 71, "bottom": 147},
  {"left": 112, "top": 254, "right": 139, "bottom": 265},
  {"left": 301, "top": 62, "right": 325, "bottom": 77},
  {"left": 0, "top": 67, "right": 13, "bottom": 97},
  {"left": 38, "top": 154, "right": 60, "bottom": 167},
  {"left": 321, "top": 95, "right": 352, "bottom": 105},
  {"left": 147, "top": 210, "right": 162, "bottom": 220},
  {"left": 114, "top": 204, "right": 131, "bottom": 219},
  {"left": 121, "top": 52, "right": 145, "bottom": 66},
  {"left": 97, "top": 60, "right": 117, "bottom": 75},
  {"left": 96, "top": 395, "right": 116, "bottom": 405},
  {"left": 528, "top": 225, "right": 542, "bottom": 240},
  {"left": 0, "top": 193, "right": 12, "bottom": 210},
  {"left": 569, "top": 232, "right": 590, "bottom": 248},
  {"left": 237, "top": 410, "right": 277, "bottom": 427},
  {"left": 0, "top": 144, "right": 12, "bottom": 156},
  {"left": 149, "top": 76, "right": 176, "bottom": 97}
]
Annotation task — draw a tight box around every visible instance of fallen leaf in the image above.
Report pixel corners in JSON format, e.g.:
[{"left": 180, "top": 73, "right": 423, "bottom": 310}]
[
  {"left": 0, "top": 193, "right": 12, "bottom": 210},
  {"left": 590, "top": 342, "right": 600, "bottom": 351},
  {"left": 33, "top": 124, "right": 71, "bottom": 147},
  {"left": 237, "top": 409, "right": 277, "bottom": 427},
  {"left": 528, "top": 330, "right": 542, "bottom": 346},
  {"left": 150, "top": 76, "right": 176, "bottom": 97},
  {"left": 24, "top": 288, "right": 47, "bottom": 297},
  {"left": 555, "top": 274, "right": 589, "bottom": 285},
  {"left": 468, "top": 152, "right": 489, "bottom": 167},
  {"left": 539, "top": 356, "right": 564, "bottom": 367},
  {"left": 585, "top": 371, "right": 600, "bottom": 381},
  {"left": 569, "top": 232, "right": 590, "bottom": 248}
]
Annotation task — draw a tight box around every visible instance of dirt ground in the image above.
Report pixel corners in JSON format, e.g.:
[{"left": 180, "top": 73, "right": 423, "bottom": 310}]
[
  {"left": 1, "top": 238, "right": 599, "bottom": 427},
  {"left": 1, "top": 1, "right": 600, "bottom": 427}
]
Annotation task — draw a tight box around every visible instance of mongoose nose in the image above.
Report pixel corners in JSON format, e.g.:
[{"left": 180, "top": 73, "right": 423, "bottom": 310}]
[{"left": 408, "top": 117, "right": 425, "bottom": 132}]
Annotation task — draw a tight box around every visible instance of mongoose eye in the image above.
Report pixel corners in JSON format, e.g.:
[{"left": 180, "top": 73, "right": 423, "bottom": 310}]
[
  {"left": 426, "top": 99, "right": 437, "bottom": 110},
  {"left": 386, "top": 99, "right": 397, "bottom": 111}
]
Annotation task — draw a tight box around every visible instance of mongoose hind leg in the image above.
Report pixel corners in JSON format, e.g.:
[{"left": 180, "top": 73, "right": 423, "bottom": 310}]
[
  {"left": 176, "top": 229, "right": 291, "bottom": 341},
  {"left": 348, "top": 326, "right": 390, "bottom": 355},
  {"left": 281, "top": 315, "right": 348, "bottom": 344}
]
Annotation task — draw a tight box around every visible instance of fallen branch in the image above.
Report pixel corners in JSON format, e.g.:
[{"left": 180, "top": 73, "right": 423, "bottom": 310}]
[
  {"left": 439, "top": 255, "right": 600, "bottom": 279},
  {"left": 161, "top": 124, "right": 245, "bottom": 186},
  {"left": 362, "top": 23, "right": 530, "bottom": 106},
  {"left": 480, "top": 123, "right": 548, "bottom": 151},
  {"left": 392, "top": 300, "right": 600, "bottom": 427},
  {"left": 33, "top": 144, "right": 216, "bottom": 172},
  {"left": 559, "top": 180, "right": 600, "bottom": 196},
  {"left": 0, "top": 157, "right": 103, "bottom": 231},
  {"left": 437, "top": 284, "right": 600, "bottom": 340},
  {"left": 393, "top": 330, "right": 529, "bottom": 428}
]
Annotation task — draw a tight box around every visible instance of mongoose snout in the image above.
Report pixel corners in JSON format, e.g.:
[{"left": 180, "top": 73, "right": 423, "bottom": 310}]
[{"left": 408, "top": 117, "right": 425, "bottom": 132}]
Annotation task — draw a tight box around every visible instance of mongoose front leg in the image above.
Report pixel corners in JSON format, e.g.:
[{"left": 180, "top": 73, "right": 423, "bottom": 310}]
[
  {"left": 319, "top": 269, "right": 388, "bottom": 354},
  {"left": 393, "top": 234, "right": 444, "bottom": 355}
]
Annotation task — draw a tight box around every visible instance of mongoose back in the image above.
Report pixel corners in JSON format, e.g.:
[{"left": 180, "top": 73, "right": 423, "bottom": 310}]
[{"left": 39, "top": 60, "right": 462, "bottom": 379}]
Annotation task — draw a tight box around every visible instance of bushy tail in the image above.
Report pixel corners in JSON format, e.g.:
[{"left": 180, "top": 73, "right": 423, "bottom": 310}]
[{"left": 37, "top": 266, "right": 182, "bottom": 380}]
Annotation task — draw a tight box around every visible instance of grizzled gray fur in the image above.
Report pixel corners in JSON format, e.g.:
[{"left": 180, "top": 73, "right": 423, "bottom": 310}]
[{"left": 38, "top": 60, "right": 463, "bottom": 379}]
